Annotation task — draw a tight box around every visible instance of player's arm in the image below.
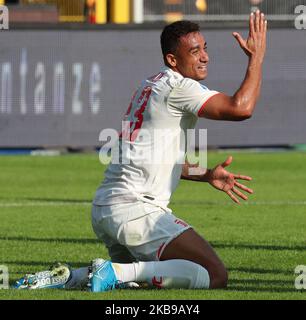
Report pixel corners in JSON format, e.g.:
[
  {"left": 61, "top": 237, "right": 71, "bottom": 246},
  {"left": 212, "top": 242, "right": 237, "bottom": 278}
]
[
  {"left": 181, "top": 160, "right": 210, "bottom": 182},
  {"left": 181, "top": 157, "right": 253, "bottom": 204},
  {"left": 199, "top": 10, "right": 267, "bottom": 121}
]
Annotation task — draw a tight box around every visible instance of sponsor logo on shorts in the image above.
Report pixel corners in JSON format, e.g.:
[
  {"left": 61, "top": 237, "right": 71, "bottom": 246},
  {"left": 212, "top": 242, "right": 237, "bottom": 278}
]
[{"left": 174, "top": 219, "right": 188, "bottom": 227}]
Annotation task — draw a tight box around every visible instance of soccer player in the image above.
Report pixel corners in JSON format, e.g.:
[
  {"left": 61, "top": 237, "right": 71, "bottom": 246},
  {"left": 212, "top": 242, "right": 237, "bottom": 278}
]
[{"left": 15, "top": 10, "right": 267, "bottom": 291}]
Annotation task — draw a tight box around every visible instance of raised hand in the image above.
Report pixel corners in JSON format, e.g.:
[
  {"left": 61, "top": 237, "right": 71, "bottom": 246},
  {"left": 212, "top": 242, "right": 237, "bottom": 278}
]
[
  {"left": 207, "top": 156, "right": 253, "bottom": 204},
  {"left": 232, "top": 10, "right": 267, "bottom": 63}
]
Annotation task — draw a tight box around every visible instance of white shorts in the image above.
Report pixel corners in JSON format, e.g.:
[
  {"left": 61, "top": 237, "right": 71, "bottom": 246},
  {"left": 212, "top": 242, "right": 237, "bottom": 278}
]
[{"left": 91, "top": 201, "right": 192, "bottom": 263}]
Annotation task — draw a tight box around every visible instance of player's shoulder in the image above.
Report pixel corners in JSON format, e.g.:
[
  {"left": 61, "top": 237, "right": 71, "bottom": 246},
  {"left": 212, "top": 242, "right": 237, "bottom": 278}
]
[
  {"left": 144, "top": 67, "right": 211, "bottom": 95},
  {"left": 171, "top": 77, "right": 211, "bottom": 98},
  {"left": 145, "top": 67, "right": 183, "bottom": 89},
  {"left": 158, "top": 68, "right": 209, "bottom": 92},
  {"left": 176, "top": 77, "right": 209, "bottom": 91}
]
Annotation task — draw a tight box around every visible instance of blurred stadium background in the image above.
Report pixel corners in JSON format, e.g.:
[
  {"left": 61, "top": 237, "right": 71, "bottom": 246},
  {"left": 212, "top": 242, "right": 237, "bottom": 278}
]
[
  {"left": 0, "top": 0, "right": 305, "bottom": 151},
  {"left": 0, "top": 0, "right": 306, "bottom": 300}
]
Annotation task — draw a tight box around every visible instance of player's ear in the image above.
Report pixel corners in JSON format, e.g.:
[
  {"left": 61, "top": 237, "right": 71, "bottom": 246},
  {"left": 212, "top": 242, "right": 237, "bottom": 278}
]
[{"left": 165, "top": 53, "right": 177, "bottom": 67}]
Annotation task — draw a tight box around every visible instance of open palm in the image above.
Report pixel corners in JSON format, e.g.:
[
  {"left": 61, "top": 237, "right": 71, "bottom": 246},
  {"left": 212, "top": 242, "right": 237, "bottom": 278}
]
[{"left": 208, "top": 156, "right": 253, "bottom": 204}]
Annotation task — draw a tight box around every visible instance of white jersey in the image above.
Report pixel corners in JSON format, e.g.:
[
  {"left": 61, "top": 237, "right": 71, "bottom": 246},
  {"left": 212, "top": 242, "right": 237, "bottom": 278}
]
[{"left": 94, "top": 67, "right": 219, "bottom": 209}]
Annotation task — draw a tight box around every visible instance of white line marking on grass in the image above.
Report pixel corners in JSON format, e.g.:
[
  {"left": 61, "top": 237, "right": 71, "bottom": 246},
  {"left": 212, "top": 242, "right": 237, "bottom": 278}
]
[
  {"left": 247, "top": 201, "right": 306, "bottom": 206},
  {"left": 0, "top": 200, "right": 306, "bottom": 207},
  {"left": 0, "top": 201, "right": 91, "bottom": 207},
  {"left": 173, "top": 201, "right": 306, "bottom": 206}
]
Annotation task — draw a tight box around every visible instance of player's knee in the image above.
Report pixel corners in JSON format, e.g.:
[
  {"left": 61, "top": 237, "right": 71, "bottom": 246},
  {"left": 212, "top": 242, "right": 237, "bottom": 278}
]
[{"left": 210, "top": 267, "right": 228, "bottom": 289}]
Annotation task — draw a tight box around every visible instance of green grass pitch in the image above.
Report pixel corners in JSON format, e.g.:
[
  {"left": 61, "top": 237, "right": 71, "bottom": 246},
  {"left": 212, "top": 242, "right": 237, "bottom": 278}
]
[{"left": 0, "top": 151, "right": 305, "bottom": 300}]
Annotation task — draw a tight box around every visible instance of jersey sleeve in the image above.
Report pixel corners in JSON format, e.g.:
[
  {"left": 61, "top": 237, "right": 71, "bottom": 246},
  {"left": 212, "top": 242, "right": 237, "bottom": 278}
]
[{"left": 168, "top": 78, "right": 219, "bottom": 116}]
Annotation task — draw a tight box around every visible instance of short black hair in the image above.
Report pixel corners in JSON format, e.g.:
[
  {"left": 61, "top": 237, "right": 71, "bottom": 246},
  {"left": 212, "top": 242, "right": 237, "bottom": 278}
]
[{"left": 160, "top": 20, "right": 200, "bottom": 66}]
